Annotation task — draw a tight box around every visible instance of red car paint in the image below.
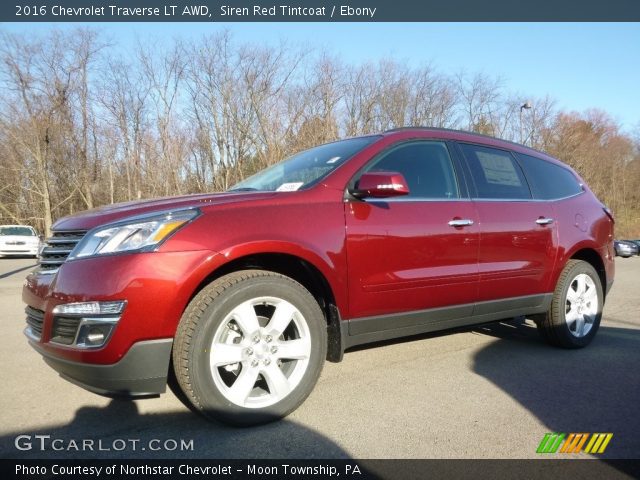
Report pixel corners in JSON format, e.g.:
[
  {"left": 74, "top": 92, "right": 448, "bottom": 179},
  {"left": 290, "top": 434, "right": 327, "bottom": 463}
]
[{"left": 23, "top": 128, "right": 615, "bottom": 370}]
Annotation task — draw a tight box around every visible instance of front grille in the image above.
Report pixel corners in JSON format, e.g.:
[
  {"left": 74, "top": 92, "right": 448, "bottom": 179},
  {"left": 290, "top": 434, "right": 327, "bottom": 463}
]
[
  {"left": 38, "top": 230, "right": 87, "bottom": 273},
  {"left": 25, "top": 306, "right": 45, "bottom": 340},
  {"left": 51, "top": 317, "right": 81, "bottom": 345}
]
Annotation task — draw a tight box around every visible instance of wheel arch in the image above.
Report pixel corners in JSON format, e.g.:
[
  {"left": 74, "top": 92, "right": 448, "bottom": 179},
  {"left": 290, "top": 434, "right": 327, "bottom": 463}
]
[
  {"left": 185, "top": 248, "right": 345, "bottom": 363},
  {"left": 566, "top": 247, "right": 607, "bottom": 298}
]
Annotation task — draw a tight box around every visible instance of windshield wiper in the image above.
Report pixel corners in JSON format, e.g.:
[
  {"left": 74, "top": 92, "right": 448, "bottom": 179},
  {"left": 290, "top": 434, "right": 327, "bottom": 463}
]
[{"left": 228, "top": 187, "right": 261, "bottom": 192}]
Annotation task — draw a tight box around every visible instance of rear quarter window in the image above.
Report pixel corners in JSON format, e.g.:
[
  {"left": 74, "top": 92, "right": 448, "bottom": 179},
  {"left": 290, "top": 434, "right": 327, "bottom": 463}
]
[{"left": 516, "top": 153, "right": 583, "bottom": 200}]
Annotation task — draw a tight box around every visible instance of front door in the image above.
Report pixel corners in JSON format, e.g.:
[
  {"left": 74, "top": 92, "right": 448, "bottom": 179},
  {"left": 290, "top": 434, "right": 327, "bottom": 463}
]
[{"left": 345, "top": 140, "right": 479, "bottom": 332}]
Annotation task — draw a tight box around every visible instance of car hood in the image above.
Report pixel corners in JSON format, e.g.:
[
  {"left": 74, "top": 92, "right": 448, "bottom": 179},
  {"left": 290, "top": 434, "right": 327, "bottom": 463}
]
[{"left": 52, "top": 192, "right": 277, "bottom": 231}]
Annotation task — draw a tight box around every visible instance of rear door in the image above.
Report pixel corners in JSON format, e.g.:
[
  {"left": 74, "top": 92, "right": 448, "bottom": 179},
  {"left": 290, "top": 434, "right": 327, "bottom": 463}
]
[
  {"left": 345, "top": 140, "right": 479, "bottom": 328},
  {"left": 456, "top": 143, "right": 557, "bottom": 307}
]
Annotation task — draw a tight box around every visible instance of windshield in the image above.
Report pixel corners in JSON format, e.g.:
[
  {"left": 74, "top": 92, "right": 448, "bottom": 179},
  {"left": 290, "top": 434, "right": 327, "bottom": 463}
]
[
  {"left": 229, "top": 136, "right": 380, "bottom": 192},
  {"left": 0, "top": 226, "right": 35, "bottom": 236}
]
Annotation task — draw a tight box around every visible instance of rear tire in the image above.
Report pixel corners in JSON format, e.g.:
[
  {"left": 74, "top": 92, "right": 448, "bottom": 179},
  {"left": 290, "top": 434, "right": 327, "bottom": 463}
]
[
  {"left": 536, "top": 260, "right": 603, "bottom": 349},
  {"left": 173, "top": 270, "right": 327, "bottom": 426}
]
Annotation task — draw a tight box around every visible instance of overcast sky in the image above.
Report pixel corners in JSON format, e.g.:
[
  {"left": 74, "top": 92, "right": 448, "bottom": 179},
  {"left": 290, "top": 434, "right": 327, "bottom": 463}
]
[{"left": 4, "top": 22, "right": 639, "bottom": 131}]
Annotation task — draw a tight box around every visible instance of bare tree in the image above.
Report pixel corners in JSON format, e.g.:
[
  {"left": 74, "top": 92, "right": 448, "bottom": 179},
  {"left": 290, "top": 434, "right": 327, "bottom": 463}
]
[
  {"left": 455, "top": 71, "right": 503, "bottom": 135},
  {"left": 0, "top": 28, "right": 638, "bottom": 236},
  {"left": 100, "top": 58, "right": 150, "bottom": 201}
]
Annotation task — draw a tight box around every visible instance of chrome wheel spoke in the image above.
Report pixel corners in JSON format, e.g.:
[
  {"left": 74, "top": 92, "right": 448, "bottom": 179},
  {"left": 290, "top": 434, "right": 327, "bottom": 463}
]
[
  {"left": 262, "top": 364, "right": 291, "bottom": 398},
  {"left": 575, "top": 315, "right": 585, "bottom": 336},
  {"left": 584, "top": 312, "right": 596, "bottom": 325},
  {"left": 276, "top": 338, "right": 310, "bottom": 360},
  {"left": 210, "top": 343, "right": 245, "bottom": 367},
  {"left": 584, "top": 287, "right": 597, "bottom": 302},
  {"left": 228, "top": 366, "right": 260, "bottom": 406},
  {"left": 232, "top": 301, "right": 260, "bottom": 336},
  {"left": 267, "top": 301, "right": 296, "bottom": 336},
  {"left": 565, "top": 309, "right": 578, "bottom": 328},
  {"left": 575, "top": 275, "right": 587, "bottom": 296},
  {"left": 566, "top": 287, "right": 580, "bottom": 303}
]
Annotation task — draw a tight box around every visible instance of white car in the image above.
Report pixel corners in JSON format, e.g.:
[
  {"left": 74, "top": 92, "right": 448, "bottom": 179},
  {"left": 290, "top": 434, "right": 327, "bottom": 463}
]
[{"left": 0, "top": 225, "right": 41, "bottom": 258}]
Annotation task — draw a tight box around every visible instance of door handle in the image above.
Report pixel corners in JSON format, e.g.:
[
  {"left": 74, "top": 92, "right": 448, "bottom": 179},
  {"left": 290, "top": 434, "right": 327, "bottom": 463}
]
[
  {"left": 448, "top": 219, "right": 474, "bottom": 227},
  {"left": 536, "top": 217, "right": 554, "bottom": 225}
]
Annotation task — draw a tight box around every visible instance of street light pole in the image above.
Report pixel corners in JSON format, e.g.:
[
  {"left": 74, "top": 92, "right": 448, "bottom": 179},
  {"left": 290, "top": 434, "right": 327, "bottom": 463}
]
[{"left": 520, "top": 101, "right": 532, "bottom": 145}]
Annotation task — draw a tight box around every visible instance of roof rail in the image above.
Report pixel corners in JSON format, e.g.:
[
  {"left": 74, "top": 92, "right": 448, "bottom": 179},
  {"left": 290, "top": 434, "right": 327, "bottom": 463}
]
[{"left": 382, "top": 126, "right": 550, "bottom": 157}]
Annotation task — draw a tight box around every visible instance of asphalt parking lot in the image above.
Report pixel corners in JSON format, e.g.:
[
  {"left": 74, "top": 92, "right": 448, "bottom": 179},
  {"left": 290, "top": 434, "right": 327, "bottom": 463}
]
[{"left": 0, "top": 257, "right": 638, "bottom": 460}]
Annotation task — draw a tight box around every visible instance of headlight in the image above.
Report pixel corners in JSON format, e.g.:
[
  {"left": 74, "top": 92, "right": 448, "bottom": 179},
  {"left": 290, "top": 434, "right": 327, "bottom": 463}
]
[{"left": 68, "top": 208, "right": 199, "bottom": 260}]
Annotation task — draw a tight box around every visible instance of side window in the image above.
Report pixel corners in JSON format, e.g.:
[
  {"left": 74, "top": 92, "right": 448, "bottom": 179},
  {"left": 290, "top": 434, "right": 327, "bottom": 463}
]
[
  {"left": 516, "top": 153, "right": 583, "bottom": 200},
  {"left": 459, "top": 143, "right": 532, "bottom": 200},
  {"left": 361, "top": 141, "right": 460, "bottom": 199}
]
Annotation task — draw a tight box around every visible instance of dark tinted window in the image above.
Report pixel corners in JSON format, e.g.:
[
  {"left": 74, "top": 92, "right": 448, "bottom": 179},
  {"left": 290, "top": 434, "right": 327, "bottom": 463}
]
[
  {"left": 459, "top": 144, "right": 531, "bottom": 200},
  {"left": 516, "top": 153, "right": 582, "bottom": 200},
  {"left": 363, "top": 141, "right": 459, "bottom": 199}
]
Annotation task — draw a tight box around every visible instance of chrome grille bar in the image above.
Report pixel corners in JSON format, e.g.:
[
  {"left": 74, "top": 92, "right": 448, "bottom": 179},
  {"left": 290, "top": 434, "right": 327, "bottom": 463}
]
[
  {"left": 37, "top": 229, "right": 87, "bottom": 274},
  {"left": 25, "top": 306, "right": 45, "bottom": 340}
]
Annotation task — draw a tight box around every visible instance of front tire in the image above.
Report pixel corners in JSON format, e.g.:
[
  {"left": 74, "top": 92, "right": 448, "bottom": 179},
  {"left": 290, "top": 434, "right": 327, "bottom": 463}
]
[
  {"left": 536, "top": 260, "right": 603, "bottom": 349},
  {"left": 173, "top": 270, "right": 327, "bottom": 426}
]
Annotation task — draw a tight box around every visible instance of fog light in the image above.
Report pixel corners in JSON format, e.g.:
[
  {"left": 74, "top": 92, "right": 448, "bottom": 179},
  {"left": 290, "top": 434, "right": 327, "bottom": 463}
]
[
  {"left": 75, "top": 320, "right": 118, "bottom": 348},
  {"left": 86, "top": 328, "right": 106, "bottom": 344}
]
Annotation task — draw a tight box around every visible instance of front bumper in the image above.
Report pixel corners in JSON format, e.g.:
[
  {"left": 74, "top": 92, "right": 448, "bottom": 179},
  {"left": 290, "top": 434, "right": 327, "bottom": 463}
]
[
  {"left": 0, "top": 246, "right": 39, "bottom": 256},
  {"left": 22, "top": 249, "right": 216, "bottom": 365},
  {"left": 22, "top": 249, "right": 220, "bottom": 399},
  {"left": 28, "top": 337, "right": 173, "bottom": 397}
]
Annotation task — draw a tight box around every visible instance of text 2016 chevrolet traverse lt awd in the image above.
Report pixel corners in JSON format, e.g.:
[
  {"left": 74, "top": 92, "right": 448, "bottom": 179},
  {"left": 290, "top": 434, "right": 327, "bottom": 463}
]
[{"left": 23, "top": 128, "right": 615, "bottom": 425}]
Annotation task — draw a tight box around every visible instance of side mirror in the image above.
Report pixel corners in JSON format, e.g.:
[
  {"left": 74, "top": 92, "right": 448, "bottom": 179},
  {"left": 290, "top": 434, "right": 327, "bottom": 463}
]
[{"left": 351, "top": 171, "right": 410, "bottom": 199}]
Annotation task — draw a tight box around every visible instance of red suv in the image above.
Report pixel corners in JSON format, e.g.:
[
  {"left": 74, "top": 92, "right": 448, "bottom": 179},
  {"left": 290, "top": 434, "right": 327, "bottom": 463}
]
[{"left": 23, "top": 128, "right": 615, "bottom": 425}]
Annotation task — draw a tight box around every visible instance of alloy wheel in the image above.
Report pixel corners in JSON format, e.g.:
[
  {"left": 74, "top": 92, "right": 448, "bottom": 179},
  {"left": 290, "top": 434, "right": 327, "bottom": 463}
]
[
  {"left": 564, "top": 273, "right": 598, "bottom": 338},
  {"left": 209, "top": 296, "right": 311, "bottom": 408}
]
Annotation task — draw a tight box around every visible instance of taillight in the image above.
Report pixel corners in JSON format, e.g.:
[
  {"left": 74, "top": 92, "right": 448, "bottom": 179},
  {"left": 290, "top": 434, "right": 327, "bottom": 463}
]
[{"left": 603, "top": 206, "right": 615, "bottom": 223}]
